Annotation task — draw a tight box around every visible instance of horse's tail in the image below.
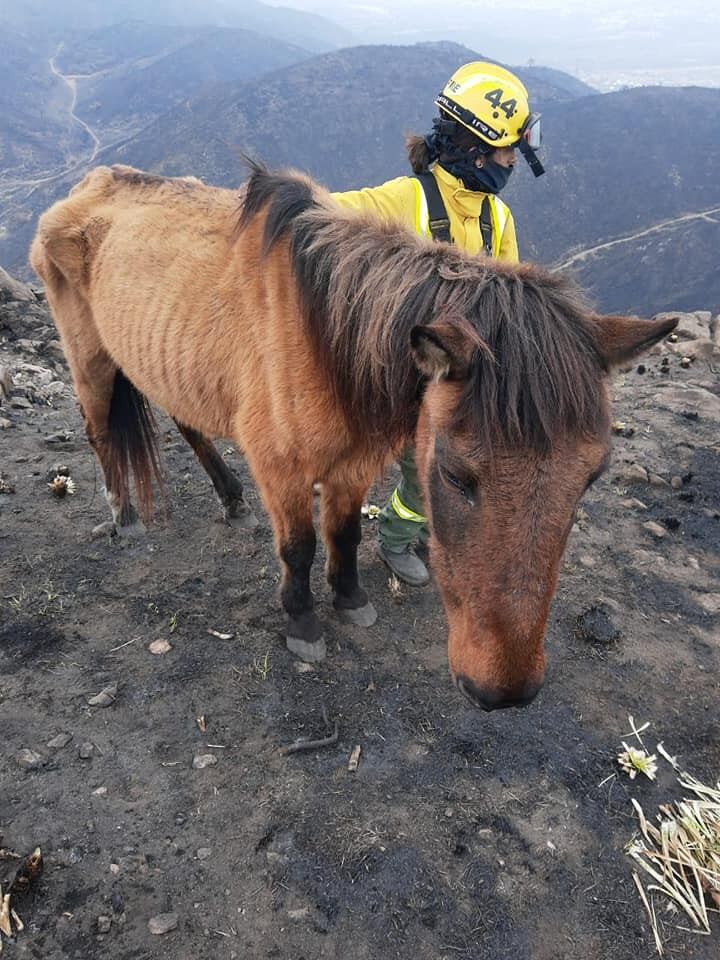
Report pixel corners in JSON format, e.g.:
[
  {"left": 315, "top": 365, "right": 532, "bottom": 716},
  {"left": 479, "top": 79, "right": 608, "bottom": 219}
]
[{"left": 106, "top": 370, "right": 165, "bottom": 522}]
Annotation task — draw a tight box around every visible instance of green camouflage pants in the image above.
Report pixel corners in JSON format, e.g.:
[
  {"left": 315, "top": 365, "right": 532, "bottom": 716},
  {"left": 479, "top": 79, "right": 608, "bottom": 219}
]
[{"left": 378, "top": 445, "right": 428, "bottom": 552}]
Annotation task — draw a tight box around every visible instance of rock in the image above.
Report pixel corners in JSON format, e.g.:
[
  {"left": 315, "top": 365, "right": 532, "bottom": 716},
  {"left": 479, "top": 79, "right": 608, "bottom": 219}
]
[
  {"left": 618, "top": 464, "right": 649, "bottom": 484},
  {"left": 693, "top": 593, "right": 720, "bottom": 615},
  {"left": 44, "top": 340, "right": 66, "bottom": 362},
  {"left": 93, "top": 786, "right": 108, "bottom": 796},
  {"left": 653, "top": 386, "right": 720, "bottom": 424},
  {"left": 44, "top": 430, "right": 74, "bottom": 444},
  {"left": 648, "top": 472, "right": 670, "bottom": 488},
  {"left": 196, "top": 847, "right": 212, "bottom": 860},
  {"left": 148, "top": 912, "right": 178, "bottom": 935},
  {"left": 0, "top": 473, "right": 16, "bottom": 494},
  {"left": 620, "top": 497, "right": 648, "bottom": 510},
  {"left": 0, "top": 265, "right": 36, "bottom": 302},
  {"left": 97, "top": 915, "right": 112, "bottom": 934},
  {"left": 45, "top": 463, "right": 70, "bottom": 481},
  {"left": 10, "top": 396, "right": 32, "bottom": 409},
  {"left": 643, "top": 521, "right": 667, "bottom": 539},
  {"left": 88, "top": 682, "right": 118, "bottom": 707},
  {"left": 0, "top": 417, "right": 12, "bottom": 429},
  {"left": 611, "top": 421, "right": 635, "bottom": 438},
  {"left": 79, "top": 741, "right": 95, "bottom": 760},
  {"left": 192, "top": 754, "right": 218, "bottom": 769},
  {"left": 574, "top": 605, "right": 621, "bottom": 646},
  {"left": 661, "top": 310, "right": 711, "bottom": 341},
  {"left": 91, "top": 521, "right": 117, "bottom": 540},
  {"left": 111, "top": 893, "right": 125, "bottom": 914},
  {"left": 16, "top": 748, "right": 44, "bottom": 770},
  {"left": 0, "top": 365, "right": 13, "bottom": 401},
  {"left": 148, "top": 638, "right": 172, "bottom": 655},
  {"left": 47, "top": 732, "right": 73, "bottom": 750},
  {"left": 670, "top": 476, "right": 683, "bottom": 490}
]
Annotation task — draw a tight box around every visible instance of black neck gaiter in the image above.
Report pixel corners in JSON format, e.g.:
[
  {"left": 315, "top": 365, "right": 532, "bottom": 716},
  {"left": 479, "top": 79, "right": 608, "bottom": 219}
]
[
  {"left": 423, "top": 119, "right": 513, "bottom": 194},
  {"left": 442, "top": 155, "right": 513, "bottom": 194}
]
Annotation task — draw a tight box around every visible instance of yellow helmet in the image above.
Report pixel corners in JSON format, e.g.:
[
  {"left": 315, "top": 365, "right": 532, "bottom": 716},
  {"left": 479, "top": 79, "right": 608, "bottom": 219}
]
[{"left": 435, "top": 61, "right": 534, "bottom": 150}]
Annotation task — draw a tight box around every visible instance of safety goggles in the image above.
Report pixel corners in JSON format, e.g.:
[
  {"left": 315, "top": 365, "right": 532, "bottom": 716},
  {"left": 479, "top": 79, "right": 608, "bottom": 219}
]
[
  {"left": 517, "top": 113, "right": 544, "bottom": 177},
  {"left": 519, "top": 112, "right": 542, "bottom": 150}
]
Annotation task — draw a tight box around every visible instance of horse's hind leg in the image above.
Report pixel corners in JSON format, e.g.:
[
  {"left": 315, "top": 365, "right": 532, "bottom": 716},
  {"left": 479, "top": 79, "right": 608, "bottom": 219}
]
[
  {"left": 173, "top": 421, "right": 257, "bottom": 529},
  {"left": 46, "top": 290, "right": 143, "bottom": 536},
  {"left": 321, "top": 481, "right": 377, "bottom": 628}
]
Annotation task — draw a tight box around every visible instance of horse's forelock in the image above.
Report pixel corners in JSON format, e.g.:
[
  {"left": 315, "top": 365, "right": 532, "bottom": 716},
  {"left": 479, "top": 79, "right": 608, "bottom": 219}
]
[{"left": 453, "top": 268, "right": 607, "bottom": 451}]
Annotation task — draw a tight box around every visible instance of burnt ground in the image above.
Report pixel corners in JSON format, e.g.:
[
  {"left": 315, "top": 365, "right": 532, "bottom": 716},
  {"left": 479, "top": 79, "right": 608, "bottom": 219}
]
[{"left": 1, "top": 289, "right": 719, "bottom": 960}]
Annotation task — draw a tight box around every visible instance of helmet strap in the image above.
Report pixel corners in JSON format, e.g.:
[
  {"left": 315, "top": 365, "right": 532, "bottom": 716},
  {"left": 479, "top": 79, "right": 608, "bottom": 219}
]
[{"left": 518, "top": 138, "right": 545, "bottom": 177}]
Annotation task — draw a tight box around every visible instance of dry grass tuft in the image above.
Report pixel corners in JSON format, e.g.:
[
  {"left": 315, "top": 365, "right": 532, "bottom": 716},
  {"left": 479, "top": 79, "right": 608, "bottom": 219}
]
[{"left": 627, "top": 765, "right": 720, "bottom": 955}]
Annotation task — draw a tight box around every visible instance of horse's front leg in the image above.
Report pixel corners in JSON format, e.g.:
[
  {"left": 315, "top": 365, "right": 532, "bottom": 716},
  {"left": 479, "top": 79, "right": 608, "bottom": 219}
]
[
  {"left": 279, "top": 519, "right": 324, "bottom": 661},
  {"left": 321, "top": 482, "right": 377, "bottom": 628},
  {"left": 251, "top": 467, "right": 325, "bottom": 662}
]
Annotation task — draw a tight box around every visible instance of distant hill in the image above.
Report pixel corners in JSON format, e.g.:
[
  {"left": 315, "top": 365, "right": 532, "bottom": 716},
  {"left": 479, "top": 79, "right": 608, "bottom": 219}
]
[
  {"left": 55, "top": 21, "right": 208, "bottom": 74},
  {"left": 105, "top": 42, "right": 590, "bottom": 190},
  {"left": 1, "top": 0, "right": 353, "bottom": 53},
  {"left": 59, "top": 24, "right": 312, "bottom": 142},
  {"left": 0, "top": 30, "right": 88, "bottom": 179},
  {"left": 555, "top": 214, "right": 720, "bottom": 316},
  {"left": 504, "top": 86, "right": 720, "bottom": 265}
]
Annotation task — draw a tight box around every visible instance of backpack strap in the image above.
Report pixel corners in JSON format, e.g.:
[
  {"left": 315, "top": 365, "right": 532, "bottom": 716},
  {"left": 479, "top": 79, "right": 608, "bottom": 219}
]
[
  {"left": 480, "top": 196, "right": 494, "bottom": 257},
  {"left": 414, "top": 173, "right": 495, "bottom": 255},
  {"left": 414, "top": 173, "right": 451, "bottom": 243}
]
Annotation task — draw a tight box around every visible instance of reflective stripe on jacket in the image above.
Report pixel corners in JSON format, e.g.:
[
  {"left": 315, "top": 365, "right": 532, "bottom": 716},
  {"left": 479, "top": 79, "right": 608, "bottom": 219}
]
[{"left": 332, "top": 164, "right": 518, "bottom": 263}]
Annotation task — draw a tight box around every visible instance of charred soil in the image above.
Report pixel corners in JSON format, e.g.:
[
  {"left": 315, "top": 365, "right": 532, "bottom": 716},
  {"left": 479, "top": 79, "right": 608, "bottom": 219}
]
[{"left": 1, "top": 288, "right": 719, "bottom": 960}]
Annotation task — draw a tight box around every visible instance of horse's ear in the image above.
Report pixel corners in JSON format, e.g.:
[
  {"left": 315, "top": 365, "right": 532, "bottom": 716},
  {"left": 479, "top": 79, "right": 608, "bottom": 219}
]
[
  {"left": 594, "top": 314, "right": 679, "bottom": 369},
  {"left": 411, "top": 319, "right": 491, "bottom": 382}
]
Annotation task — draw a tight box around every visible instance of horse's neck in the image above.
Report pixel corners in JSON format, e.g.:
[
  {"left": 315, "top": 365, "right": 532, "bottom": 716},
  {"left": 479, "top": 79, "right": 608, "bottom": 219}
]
[{"left": 346, "top": 331, "right": 422, "bottom": 449}]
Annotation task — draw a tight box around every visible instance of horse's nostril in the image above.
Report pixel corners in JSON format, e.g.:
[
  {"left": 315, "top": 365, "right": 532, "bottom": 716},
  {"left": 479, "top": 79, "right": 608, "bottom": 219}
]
[{"left": 456, "top": 675, "right": 541, "bottom": 711}]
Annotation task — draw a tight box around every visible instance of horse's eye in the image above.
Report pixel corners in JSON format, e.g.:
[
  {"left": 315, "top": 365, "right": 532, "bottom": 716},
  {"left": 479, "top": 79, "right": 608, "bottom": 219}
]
[{"left": 439, "top": 465, "right": 475, "bottom": 505}]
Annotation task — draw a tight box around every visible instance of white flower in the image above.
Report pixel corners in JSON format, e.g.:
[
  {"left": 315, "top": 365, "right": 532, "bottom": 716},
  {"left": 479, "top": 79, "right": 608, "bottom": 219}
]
[
  {"left": 48, "top": 474, "right": 76, "bottom": 497},
  {"left": 617, "top": 743, "right": 658, "bottom": 780}
]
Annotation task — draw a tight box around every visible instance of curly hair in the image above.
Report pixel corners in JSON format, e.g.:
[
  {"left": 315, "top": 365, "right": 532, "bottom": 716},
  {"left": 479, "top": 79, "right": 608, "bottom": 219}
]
[{"left": 405, "top": 122, "right": 483, "bottom": 174}]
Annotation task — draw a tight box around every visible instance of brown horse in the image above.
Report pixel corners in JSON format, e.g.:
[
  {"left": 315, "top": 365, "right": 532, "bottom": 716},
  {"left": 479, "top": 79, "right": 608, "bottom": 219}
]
[{"left": 30, "top": 161, "right": 676, "bottom": 710}]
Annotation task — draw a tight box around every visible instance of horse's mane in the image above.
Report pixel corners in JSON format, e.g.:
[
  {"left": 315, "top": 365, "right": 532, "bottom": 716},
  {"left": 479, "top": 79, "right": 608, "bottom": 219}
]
[{"left": 237, "top": 161, "right": 607, "bottom": 452}]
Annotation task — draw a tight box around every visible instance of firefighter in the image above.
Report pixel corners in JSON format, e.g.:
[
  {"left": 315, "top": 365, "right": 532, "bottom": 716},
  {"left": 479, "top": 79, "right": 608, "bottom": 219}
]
[{"left": 333, "top": 61, "right": 544, "bottom": 585}]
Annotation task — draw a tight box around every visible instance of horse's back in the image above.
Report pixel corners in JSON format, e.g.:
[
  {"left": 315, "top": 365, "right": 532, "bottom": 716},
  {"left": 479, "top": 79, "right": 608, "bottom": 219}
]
[{"left": 31, "top": 165, "right": 233, "bottom": 290}]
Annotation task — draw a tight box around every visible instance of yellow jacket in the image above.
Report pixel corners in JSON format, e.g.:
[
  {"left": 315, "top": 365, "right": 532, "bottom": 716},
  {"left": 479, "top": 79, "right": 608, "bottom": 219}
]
[{"left": 332, "top": 164, "right": 518, "bottom": 263}]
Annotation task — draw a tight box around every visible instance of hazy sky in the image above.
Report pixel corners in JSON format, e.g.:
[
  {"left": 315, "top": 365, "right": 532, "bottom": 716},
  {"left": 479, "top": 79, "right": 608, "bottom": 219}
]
[{"left": 264, "top": 0, "right": 720, "bottom": 86}]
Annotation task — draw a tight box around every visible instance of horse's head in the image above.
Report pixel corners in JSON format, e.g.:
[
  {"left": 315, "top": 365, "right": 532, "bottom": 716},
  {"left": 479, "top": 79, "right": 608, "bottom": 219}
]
[{"left": 411, "top": 298, "right": 677, "bottom": 711}]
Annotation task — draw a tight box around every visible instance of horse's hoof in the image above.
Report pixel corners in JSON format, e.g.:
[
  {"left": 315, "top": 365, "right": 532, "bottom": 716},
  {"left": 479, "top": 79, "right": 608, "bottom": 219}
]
[
  {"left": 115, "top": 519, "right": 146, "bottom": 539},
  {"left": 285, "top": 611, "right": 325, "bottom": 662},
  {"left": 286, "top": 635, "right": 327, "bottom": 662},
  {"left": 224, "top": 500, "right": 259, "bottom": 530},
  {"left": 336, "top": 601, "right": 377, "bottom": 628}
]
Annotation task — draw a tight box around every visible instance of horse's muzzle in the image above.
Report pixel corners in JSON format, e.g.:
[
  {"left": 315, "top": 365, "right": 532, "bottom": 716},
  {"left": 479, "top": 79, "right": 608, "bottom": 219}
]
[{"left": 456, "top": 675, "right": 541, "bottom": 711}]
